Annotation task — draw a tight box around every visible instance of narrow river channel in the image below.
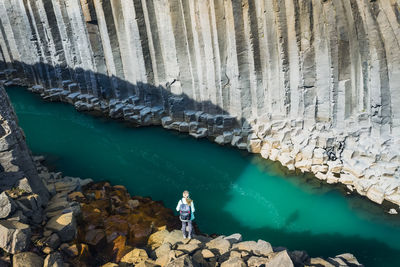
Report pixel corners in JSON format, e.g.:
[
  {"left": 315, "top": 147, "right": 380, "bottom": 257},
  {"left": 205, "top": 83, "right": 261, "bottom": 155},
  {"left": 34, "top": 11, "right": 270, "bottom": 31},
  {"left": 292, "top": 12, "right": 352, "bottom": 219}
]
[{"left": 7, "top": 86, "right": 400, "bottom": 266}]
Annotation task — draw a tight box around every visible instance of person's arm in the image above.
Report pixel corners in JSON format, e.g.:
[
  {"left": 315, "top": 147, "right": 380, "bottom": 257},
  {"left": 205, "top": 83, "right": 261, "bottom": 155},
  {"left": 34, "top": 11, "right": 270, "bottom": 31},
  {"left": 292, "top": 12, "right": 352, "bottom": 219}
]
[
  {"left": 176, "top": 200, "right": 181, "bottom": 211},
  {"left": 191, "top": 201, "right": 195, "bottom": 213}
]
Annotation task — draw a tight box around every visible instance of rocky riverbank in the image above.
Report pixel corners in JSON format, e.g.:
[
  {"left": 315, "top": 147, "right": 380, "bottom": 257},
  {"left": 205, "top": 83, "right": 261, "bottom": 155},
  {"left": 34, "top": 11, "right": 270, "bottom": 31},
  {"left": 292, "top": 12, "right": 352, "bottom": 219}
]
[{"left": 1, "top": 156, "right": 363, "bottom": 267}]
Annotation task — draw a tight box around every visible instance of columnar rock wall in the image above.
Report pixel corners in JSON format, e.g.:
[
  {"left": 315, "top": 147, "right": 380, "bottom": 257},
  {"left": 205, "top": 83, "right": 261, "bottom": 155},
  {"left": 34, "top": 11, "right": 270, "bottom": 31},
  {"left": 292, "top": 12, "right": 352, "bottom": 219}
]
[
  {"left": 0, "top": 0, "right": 399, "bottom": 206},
  {"left": 0, "top": 86, "right": 49, "bottom": 203}
]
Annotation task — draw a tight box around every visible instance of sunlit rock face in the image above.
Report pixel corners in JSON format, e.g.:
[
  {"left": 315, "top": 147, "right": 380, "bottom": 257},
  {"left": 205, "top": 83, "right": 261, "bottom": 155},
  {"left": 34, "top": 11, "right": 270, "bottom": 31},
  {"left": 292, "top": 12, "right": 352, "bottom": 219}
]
[{"left": 0, "top": 0, "right": 399, "bottom": 206}]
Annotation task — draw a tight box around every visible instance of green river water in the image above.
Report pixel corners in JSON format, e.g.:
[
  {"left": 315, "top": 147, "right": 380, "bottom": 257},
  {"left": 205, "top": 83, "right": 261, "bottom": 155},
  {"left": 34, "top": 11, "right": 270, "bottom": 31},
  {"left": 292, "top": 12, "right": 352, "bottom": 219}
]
[{"left": 6, "top": 86, "right": 400, "bottom": 266}]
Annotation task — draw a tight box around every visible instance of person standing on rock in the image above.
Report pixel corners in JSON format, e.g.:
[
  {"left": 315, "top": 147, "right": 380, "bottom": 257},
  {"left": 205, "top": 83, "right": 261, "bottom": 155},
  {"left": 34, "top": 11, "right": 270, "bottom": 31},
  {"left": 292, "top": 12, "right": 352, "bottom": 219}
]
[{"left": 176, "top": 190, "right": 195, "bottom": 239}]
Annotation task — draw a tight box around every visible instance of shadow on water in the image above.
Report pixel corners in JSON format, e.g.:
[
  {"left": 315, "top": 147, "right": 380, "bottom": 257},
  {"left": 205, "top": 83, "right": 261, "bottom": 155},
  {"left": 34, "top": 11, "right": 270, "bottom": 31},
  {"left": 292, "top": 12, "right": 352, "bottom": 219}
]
[{"left": 3, "top": 61, "right": 400, "bottom": 267}]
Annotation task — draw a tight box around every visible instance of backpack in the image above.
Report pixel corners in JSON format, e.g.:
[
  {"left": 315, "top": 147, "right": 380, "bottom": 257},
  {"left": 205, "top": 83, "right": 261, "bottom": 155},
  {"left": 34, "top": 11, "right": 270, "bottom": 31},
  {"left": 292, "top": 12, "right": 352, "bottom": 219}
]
[{"left": 179, "top": 201, "right": 191, "bottom": 221}]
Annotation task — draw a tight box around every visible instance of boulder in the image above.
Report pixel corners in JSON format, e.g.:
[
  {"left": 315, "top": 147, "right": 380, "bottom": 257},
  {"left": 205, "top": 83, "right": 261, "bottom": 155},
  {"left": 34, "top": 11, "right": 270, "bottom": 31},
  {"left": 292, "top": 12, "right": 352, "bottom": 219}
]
[
  {"left": 163, "top": 230, "right": 186, "bottom": 246},
  {"left": 77, "top": 243, "right": 91, "bottom": 261},
  {"left": 335, "top": 253, "right": 362, "bottom": 266},
  {"left": 15, "top": 178, "right": 33, "bottom": 193},
  {"left": 288, "top": 250, "right": 309, "bottom": 266},
  {"left": 309, "top": 257, "right": 335, "bottom": 267},
  {"left": 110, "top": 235, "right": 127, "bottom": 263},
  {"left": 43, "top": 233, "right": 61, "bottom": 250},
  {"left": 0, "top": 192, "right": 16, "bottom": 218},
  {"left": 13, "top": 252, "right": 43, "bottom": 267},
  {"left": 247, "top": 256, "right": 269, "bottom": 267},
  {"left": 155, "top": 243, "right": 172, "bottom": 266},
  {"left": 266, "top": 250, "right": 293, "bottom": 267},
  {"left": 135, "top": 259, "right": 159, "bottom": 267},
  {"left": 147, "top": 229, "right": 169, "bottom": 249},
  {"left": 224, "top": 233, "right": 242, "bottom": 244},
  {"left": 366, "top": 185, "right": 385, "bottom": 204},
  {"left": 44, "top": 252, "right": 64, "bottom": 267},
  {"left": 206, "top": 237, "right": 231, "bottom": 255},
  {"left": 166, "top": 255, "right": 194, "bottom": 267},
  {"left": 127, "top": 199, "right": 140, "bottom": 209},
  {"left": 229, "top": 251, "right": 241, "bottom": 258},
  {"left": 232, "top": 240, "right": 272, "bottom": 256},
  {"left": 60, "top": 243, "right": 79, "bottom": 258},
  {"left": 201, "top": 249, "right": 215, "bottom": 258},
  {"left": 17, "top": 194, "right": 42, "bottom": 212},
  {"left": 0, "top": 220, "right": 31, "bottom": 253},
  {"left": 176, "top": 242, "right": 201, "bottom": 254},
  {"left": 221, "top": 257, "right": 246, "bottom": 267},
  {"left": 248, "top": 139, "right": 262, "bottom": 153},
  {"left": 67, "top": 191, "right": 85, "bottom": 202},
  {"left": 7, "top": 210, "right": 28, "bottom": 224},
  {"left": 84, "top": 229, "right": 106, "bottom": 250},
  {"left": 327, "top": 256, "right": 348, "bottom": 266},
  {"left": 42, "top": 247, "right": 52, "bottom": 254},
  {"left": 192, "top": 250, "right": 207, "bottom": 266},
  {"left": 45, "top": 212, "right": 76, "bottom": 242},
  {"left": 120, "top": 248, "right": 148, "bottom": 265},
  {"left": 192, "top": 234, "right": 211, "bottom": 243}
]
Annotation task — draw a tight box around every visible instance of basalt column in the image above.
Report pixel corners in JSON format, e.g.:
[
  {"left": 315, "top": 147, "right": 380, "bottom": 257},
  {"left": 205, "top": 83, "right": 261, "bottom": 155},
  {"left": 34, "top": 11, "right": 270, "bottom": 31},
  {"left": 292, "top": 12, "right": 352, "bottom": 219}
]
[{"left": 0, "top": 0, "right": 400, "bottom": 207}]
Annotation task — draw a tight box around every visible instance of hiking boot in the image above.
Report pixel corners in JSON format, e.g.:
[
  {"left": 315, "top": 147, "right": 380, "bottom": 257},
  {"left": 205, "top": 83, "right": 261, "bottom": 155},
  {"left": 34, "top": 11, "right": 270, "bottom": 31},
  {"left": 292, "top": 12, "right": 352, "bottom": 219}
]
[
  {"left": 188, "top": 234, "right": 192, "bottom": 239},
  {"left": 183, "top": 234, "right": 187, "bottom": 239}
]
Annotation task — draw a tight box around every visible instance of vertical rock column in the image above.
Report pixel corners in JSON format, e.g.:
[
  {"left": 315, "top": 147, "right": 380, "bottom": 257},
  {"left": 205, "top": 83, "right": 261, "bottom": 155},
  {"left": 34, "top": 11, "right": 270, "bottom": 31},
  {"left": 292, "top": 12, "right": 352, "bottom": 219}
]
[{"left": 0, "top": 86, "right": 49, "bottom": 204}]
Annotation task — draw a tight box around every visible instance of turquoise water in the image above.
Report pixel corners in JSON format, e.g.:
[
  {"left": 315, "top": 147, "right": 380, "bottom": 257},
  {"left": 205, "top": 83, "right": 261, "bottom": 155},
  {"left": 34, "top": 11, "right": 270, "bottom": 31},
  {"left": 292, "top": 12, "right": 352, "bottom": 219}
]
[{"left": 6, "top": 86, "right": 400, "bottom": 266}]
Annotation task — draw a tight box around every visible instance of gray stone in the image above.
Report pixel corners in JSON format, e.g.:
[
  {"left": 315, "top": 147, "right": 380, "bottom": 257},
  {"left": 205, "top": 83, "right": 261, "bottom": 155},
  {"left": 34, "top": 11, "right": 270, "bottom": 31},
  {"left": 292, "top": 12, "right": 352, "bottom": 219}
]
[
  {"left": 288, "top": 250, "right": 309, "bottom": 266},
  {"left": 44, "top": 252, "right": 64, "bottom": 267},
  {"left": 220, "top": 257, "right": 246, "bottom": 267},
  {"left": 0, "top": 192, "right": 15, "bottom": 219},
  {"left": 13, "top": 252, "right": 43, "bottom": 267},
  {"left": 176, "top": 242, "right": 200, "bottom": 254},
  {"left": 44, "top": 233, "right": 61, "bottom": 250},
  {"left": 206, "top": 237, "right": 231, "bottom": 255},
  {"left": 266, "top": 251, "right": 293, "bottom": 267},
  {"left": 15, "top": 178, "right": 33, "bottom": 193},
  {"left": 224, "top": 233, "right": 242, "bottom": 244},
  {"left": 45, "top": 212, "right": 76, "bottom": 242},
  {"left": 163, "top": 230, "right": 186, "bottom": 246},
  {"left": 232, "top": 240, "right": 273, "bottom": 257},
  {"left": 335, "top": 253, "right": 362, "bottom": 266},
  {"left": 154, "top": 243, "right": 172, "bottom": 266},
  {"left": 6, "top": 210, "right": 28, "bottom": 224},
  {"left": 166, "top": 255, "right": 194, "bottom": 267},
  {"left": 0, "top": 220, "right": 31, "bottom": 253},
  {"left": 247, "top": 256, "right": 269, "bottom": 267}
]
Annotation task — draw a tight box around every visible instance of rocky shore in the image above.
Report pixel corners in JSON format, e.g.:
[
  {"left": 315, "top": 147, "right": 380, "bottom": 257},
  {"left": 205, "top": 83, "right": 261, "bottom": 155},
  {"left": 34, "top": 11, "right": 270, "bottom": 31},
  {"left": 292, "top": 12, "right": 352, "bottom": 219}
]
[{"left": 1, "top": 156, "right": 363, "bottom": 267}]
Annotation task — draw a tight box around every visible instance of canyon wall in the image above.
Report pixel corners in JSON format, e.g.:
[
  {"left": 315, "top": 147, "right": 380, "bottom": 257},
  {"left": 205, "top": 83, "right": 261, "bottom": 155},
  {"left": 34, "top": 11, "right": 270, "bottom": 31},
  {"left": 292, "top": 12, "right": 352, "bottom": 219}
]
[
  {"left": 0, "top": 85, "right": 49, "bottom": 202},
  {"left": 0, "top": 0, "right": 399, "bottom": 206}
]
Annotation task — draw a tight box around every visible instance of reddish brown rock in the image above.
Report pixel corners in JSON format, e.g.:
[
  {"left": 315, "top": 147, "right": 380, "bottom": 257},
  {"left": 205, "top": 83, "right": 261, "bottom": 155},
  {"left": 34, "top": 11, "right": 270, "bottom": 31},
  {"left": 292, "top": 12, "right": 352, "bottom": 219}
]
[
  {"left": 68, "top": 191, "right": 85, "bottom": 201},
  {"left": 78, "top": 243, "right": 91, "bottom": 262},
  {"left": 111, "top": 235, "right": 127, "bottom": 263},
  {"left": 84, "top": 229, "right": 107, "bottom": 250},
  {"left": 104, "top": 215, "right": 129, "bottom": 243},
  {"left": 129, "top": 222, "right": 152, "bottom": 247},
  {"left": 72, "top": 182, "right": 181, "bottom": 266}
]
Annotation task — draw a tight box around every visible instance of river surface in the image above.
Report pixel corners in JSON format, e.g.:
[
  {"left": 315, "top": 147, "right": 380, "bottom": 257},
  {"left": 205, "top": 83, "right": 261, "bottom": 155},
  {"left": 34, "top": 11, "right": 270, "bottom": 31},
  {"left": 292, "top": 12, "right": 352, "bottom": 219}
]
[{"left": 6, "top": 86, "right": 400, "bottom": 266}]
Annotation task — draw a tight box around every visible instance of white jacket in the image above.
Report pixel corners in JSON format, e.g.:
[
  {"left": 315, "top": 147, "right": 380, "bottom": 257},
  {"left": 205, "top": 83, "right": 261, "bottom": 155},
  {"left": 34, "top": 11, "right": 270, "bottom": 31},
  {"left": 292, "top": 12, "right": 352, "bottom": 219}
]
[{"left": 176, "top": 198, "right": 195, "bottom": 213}]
